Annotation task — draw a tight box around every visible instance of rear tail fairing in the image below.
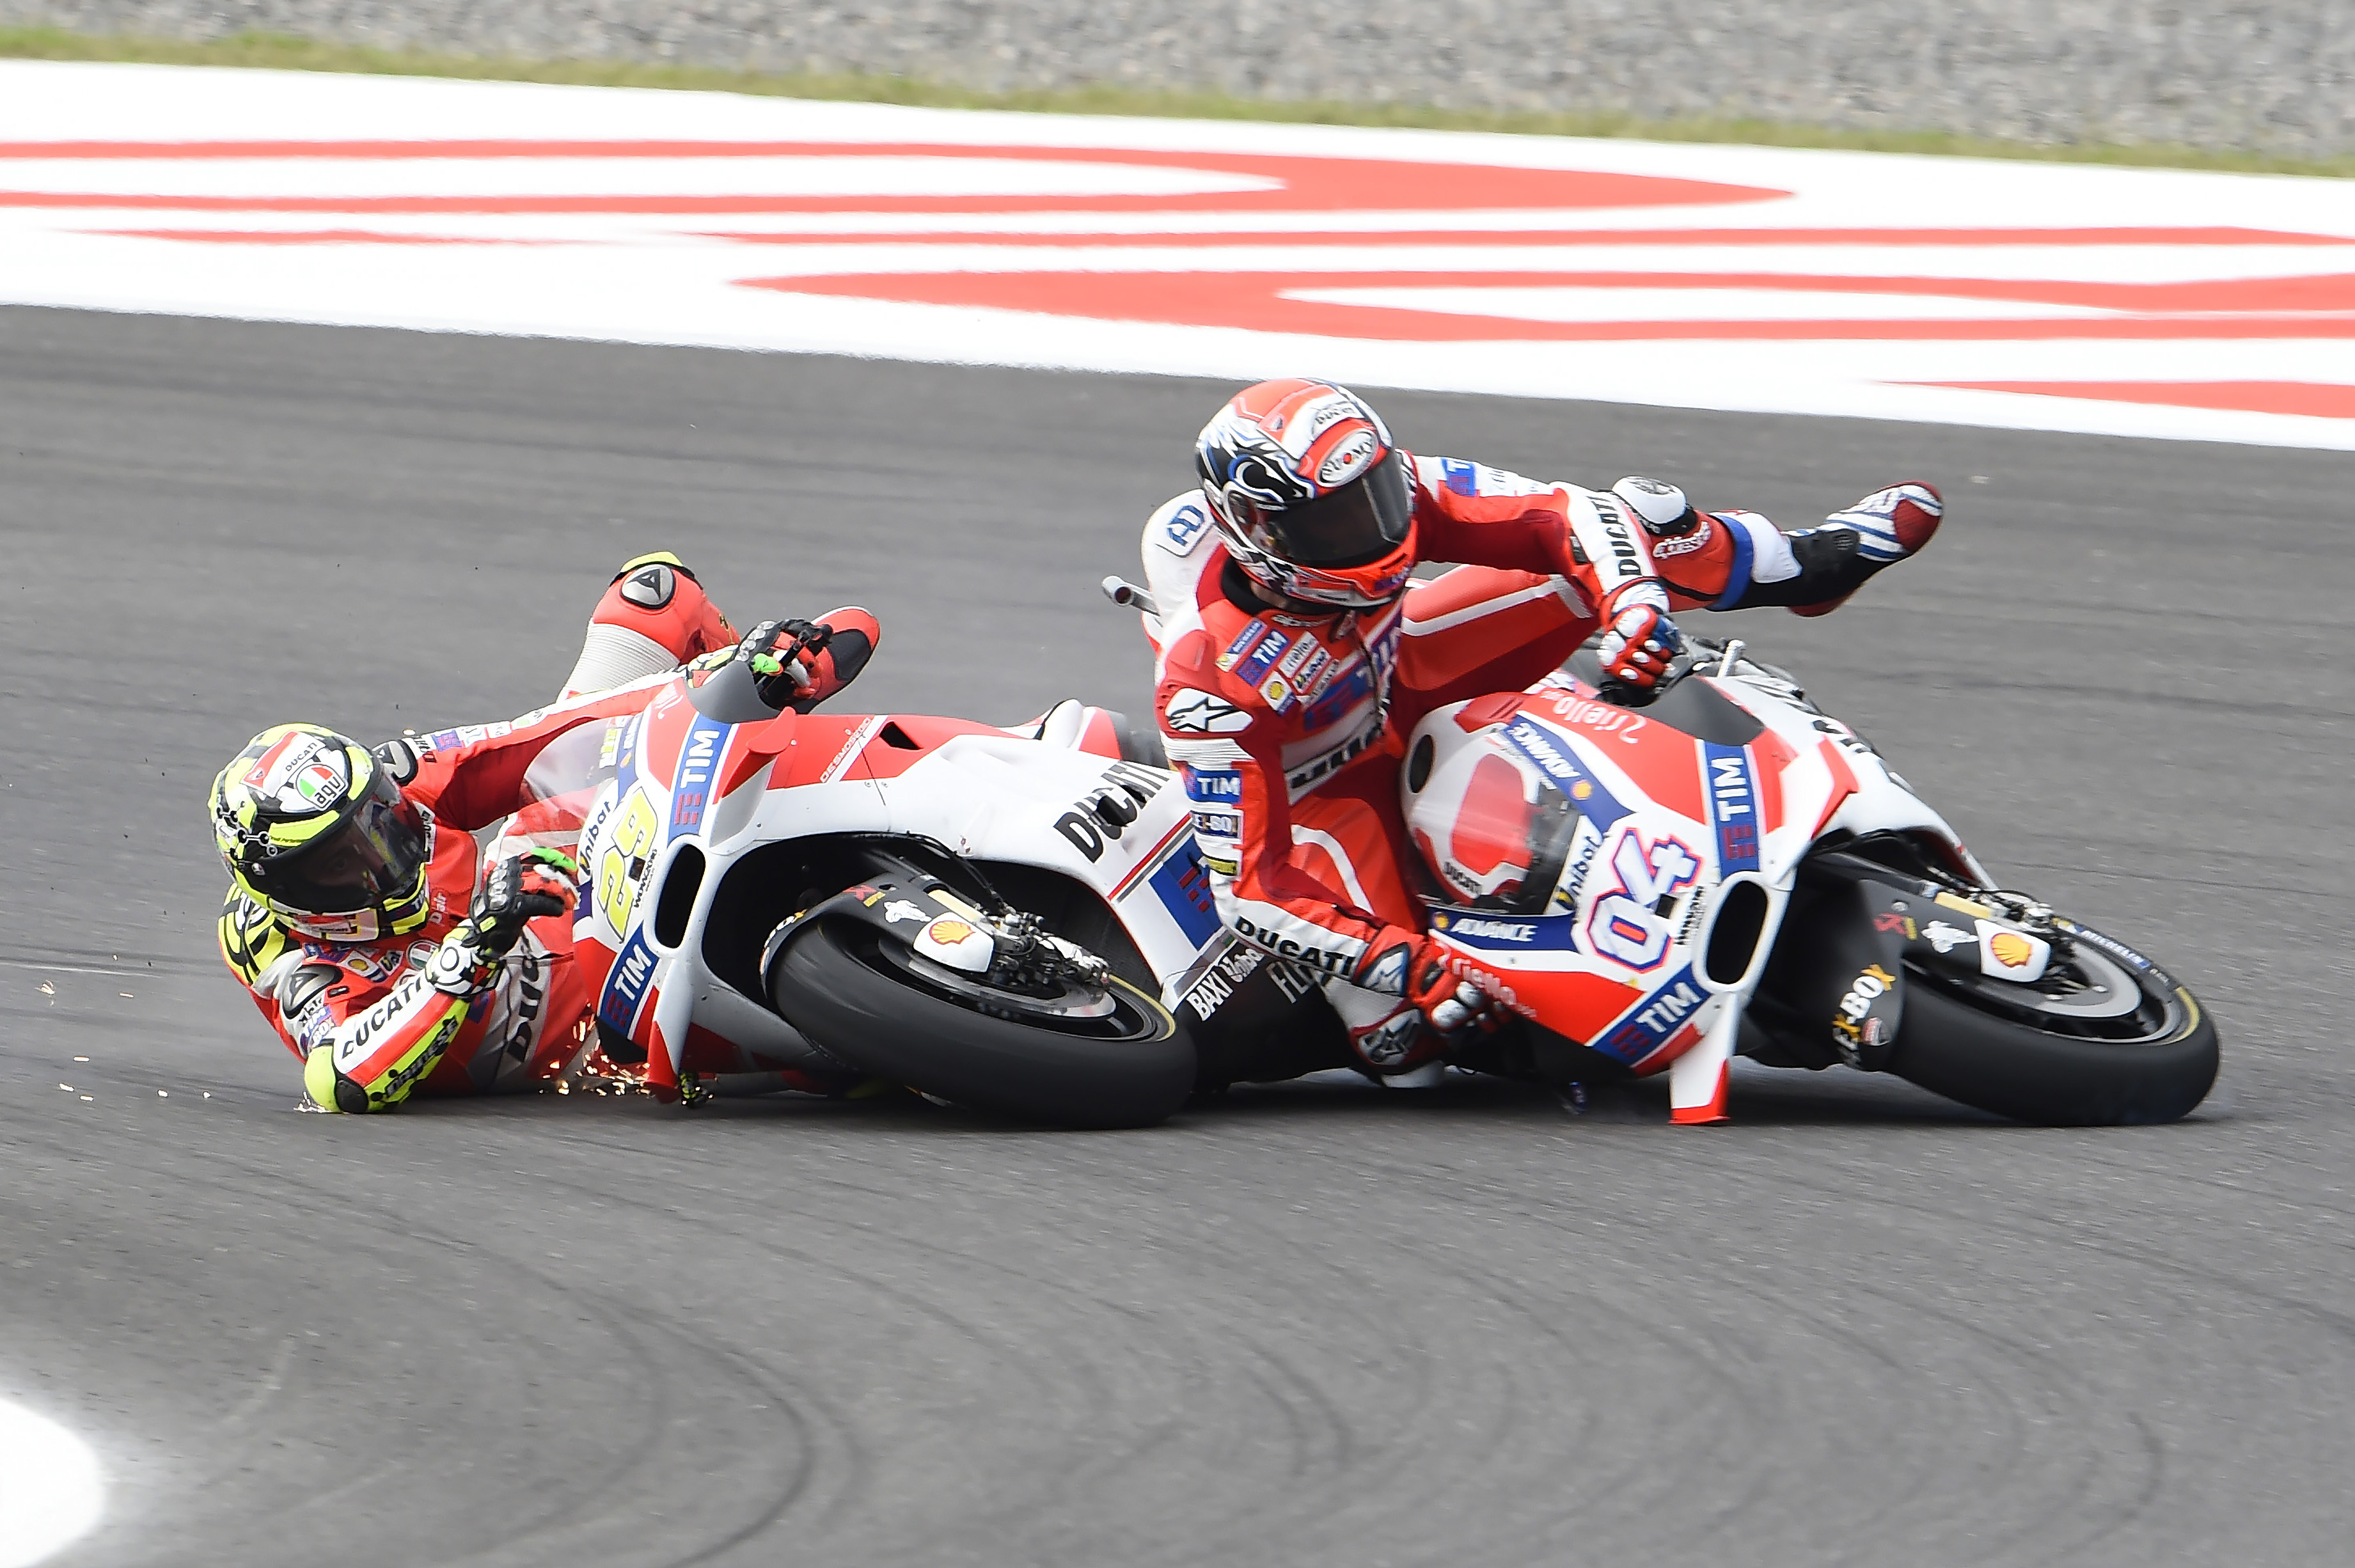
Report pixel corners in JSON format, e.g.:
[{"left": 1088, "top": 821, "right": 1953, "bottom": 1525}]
[
  {"left": 1401, "top": 654, "right": 1978, "bottom": 1079},
  {"left": 573, "top": 675, "right": 1224, "bottom": 1090}
]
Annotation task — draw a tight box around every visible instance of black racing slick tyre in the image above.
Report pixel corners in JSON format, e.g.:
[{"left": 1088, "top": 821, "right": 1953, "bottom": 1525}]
[
  {"left": 1884, "top": 927, "right": 2218, "bottom": 1126},
  {"left": 769, "top": 918, "right": 1193, "bottom": 1129}
]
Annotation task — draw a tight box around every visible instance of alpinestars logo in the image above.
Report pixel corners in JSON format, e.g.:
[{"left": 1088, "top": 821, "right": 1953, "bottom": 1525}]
[{"left": 1165, "top": 687, "right": 1253, "bottom": 734}]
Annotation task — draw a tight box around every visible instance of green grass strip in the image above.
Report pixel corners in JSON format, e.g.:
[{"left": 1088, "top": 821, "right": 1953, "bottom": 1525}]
[{"left": 5, "top": 25, "right": 2349, "bottom": 179}]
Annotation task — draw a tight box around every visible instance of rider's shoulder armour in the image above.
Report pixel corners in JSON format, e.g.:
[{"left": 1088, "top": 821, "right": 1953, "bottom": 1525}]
[{"left": 219, "top": 888, "right": 289, "bottom": 988}]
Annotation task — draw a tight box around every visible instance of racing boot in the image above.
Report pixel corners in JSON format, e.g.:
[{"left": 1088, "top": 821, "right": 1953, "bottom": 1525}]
[
  {"left": 1790, "top": 483, "right": 1943, "bottom": 617},
  {"left": 560, "top": 551, "right": 739, "bottom": 697}
]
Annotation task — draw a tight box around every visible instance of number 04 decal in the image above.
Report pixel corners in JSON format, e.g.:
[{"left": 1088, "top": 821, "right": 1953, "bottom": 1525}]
[
  {"left": 595, "top": 787, "right": 662, "bottom": 934},
  {"left": 1583, "top": 829, "right": 1701, "bottom": 971}
]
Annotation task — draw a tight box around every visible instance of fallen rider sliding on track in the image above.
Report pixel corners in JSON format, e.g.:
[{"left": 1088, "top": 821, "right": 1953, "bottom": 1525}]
[
  {"left": 1139, "top": 379, "right": 1942, "bottom": 1083},
  {"left": 209, "top": 554, "right": 881, "bottom": 1112}
]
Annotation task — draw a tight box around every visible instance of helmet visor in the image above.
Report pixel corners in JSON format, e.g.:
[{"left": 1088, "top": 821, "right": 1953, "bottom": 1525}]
[
  {"left": 1261, "top": 450, "right": 1414, "bottom": 567},
  {"left": 244, "top": 771, "right": 430, "bottom": 916}
]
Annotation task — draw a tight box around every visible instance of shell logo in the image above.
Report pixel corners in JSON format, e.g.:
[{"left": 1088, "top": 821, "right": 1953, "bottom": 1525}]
[
  {"left": 925, "top": 918, "right": 975, "bottom": 946},
  {"left": 1987, "top": 930, "right": 2036, "bottom": 969}
]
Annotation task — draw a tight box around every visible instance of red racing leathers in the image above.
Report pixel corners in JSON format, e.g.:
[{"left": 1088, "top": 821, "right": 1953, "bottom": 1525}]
[
  {"left": 217, "top": 557, "right": 747, "bottom": 1107},
  {"left": 1139, "top": 455, "right": 1876, "bottom": 1070},
  {"left": 220, "top": 683, "right": 683, "bottom": 1105}
]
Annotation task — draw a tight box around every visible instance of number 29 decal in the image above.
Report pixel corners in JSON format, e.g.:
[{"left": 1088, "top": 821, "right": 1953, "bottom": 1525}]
[{"left": 594, "top": 787, "right": 662, "bottom": 934}]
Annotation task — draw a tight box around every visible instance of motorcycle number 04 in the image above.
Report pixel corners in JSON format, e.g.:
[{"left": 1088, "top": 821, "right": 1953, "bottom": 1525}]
[{"left": 1389, "top": 636, "right": 2215, "bottom": 1127}]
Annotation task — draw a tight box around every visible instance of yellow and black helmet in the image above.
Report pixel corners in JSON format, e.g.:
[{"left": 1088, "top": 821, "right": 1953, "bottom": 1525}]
[{"left": 209, "top": 724, "right": 434, "bottom": 941}]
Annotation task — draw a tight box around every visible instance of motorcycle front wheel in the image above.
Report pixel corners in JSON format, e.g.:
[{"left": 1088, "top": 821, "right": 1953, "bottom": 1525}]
[
  {"left": 768, "top": 916, "right": 1194, "bottom": 1128},
  {"left": 1884, "top": 920, "right": 2218, "bottom": 1125}
]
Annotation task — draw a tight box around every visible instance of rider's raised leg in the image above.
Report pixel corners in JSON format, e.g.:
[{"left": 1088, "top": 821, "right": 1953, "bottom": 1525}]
[
  {"left": 1287, "top": 780, "right": 1451, "bottom": 1081},
  {"left": 1391, "top": 565, "right": 1594, "bottom": 730},
  {"left": 559, "top": 551, "right": 738, "bottom": 698}
]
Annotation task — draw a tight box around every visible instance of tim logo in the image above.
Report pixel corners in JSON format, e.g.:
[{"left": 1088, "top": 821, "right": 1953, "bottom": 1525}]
[
  {"left": 597, "top": 930, "right": 658, "bottom": 1033},
  {"left": 1703, "top": 742, "right": 1759, "bottom": 872},
  {"left": 670, "top": 714, "right": 728, "bottom": 836},
  {"left": 1182, "top": 766, "right": 1242, "bottom": 803}
]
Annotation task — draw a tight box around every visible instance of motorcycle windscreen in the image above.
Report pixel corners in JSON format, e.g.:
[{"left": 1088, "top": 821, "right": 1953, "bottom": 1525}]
[
  {"left": 513, "top": 717, "right": 625, "bottom": 845},
  {"left": 1406, "top": 741, "right": 1583, "bottom": 916}
]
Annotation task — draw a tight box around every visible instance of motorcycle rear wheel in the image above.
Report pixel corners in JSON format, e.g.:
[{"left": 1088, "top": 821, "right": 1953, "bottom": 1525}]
[
  {"left": 1884, "top": 927, "right": 2217, "bottom": 1125},
  {"left": 769, "top": 916, "right": 1193, "bottom": 1128}
]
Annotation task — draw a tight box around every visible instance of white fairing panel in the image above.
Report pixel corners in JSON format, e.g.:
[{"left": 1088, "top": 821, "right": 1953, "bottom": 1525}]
[
  {"left": 867, "top": 736, "right": 1222, "bottom": 984},
  {"left": 578, "top": 705, "right": 1227, "bottom": 1073}
]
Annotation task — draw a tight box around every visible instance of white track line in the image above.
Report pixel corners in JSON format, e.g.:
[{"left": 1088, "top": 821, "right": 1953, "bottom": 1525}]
[
  {"left": 2, "top": 61, "right": 2352, "bottom": 449},
  {"left": 0, "top": 1400, "right": 102, "bottom": 1567}
]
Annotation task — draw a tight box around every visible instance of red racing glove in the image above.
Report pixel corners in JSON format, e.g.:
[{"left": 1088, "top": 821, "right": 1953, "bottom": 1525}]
[
  {"left": 1408, "top": 936, "right": 1508, "bottom": 1037},
  {"left": 1593, "top": 586, "right": 1685, "bottom": 689},
  {"left": 736, "top": 618, "right": 831, "bottom": 707},
  {"left": 1359, "top": 932, "right": 1506, "bottom": 1039}
]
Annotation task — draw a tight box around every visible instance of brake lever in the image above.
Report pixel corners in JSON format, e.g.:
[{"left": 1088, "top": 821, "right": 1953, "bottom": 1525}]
[
  {"left": 1592, "top": 678, "right": 1657, "bottom": 708},
  {"left": 1596, "top": 654, "right": 1696, "bottom": 708}
]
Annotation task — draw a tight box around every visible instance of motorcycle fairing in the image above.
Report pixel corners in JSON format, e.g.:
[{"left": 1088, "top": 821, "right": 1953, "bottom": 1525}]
[
  {"left": 1406, "top": 662, "right": 1970, "bottom": 1077},
  {"left": 573, "top": 673, "right": 1228, "bottom": 1088}
]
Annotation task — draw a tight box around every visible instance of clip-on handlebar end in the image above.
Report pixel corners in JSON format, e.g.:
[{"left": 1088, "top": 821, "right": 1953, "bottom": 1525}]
[{"left": 1101, "top": 576, "right": 1161, "bottom": 618}]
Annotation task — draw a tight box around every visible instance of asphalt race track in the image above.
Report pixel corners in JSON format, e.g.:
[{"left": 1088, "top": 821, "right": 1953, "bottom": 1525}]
[{"left": 5, "top": 304, "right": 2353, "bottom": 1567}]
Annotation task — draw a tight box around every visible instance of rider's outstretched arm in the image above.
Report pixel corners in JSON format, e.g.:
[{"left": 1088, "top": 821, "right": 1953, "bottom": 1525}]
[
  {"left": 381, "top": 680, "right": 668, "bottom": 835},
  {"left": 1626, "top": 481, "right": 1944, "bottom": 616},
  {"left": 272, "top": 852, "right": 579, "bottom": 1112}
]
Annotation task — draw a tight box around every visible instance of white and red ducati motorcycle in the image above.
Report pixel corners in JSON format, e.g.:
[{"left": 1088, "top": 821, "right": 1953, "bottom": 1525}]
[
  {"left": 563, "top": 610, "right": 2215, "bottom": 1129},
  {"left": 1384, "top": 635, "right": 2216, "bottom": 1125}
]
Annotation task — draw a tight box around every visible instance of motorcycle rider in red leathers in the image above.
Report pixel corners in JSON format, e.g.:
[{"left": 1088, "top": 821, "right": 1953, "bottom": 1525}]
[
  {"left": 210, "top": 553, "right": 879, "bottom": 1112},
  {"left": 1138, "top": 380, "right": 1942, "bottom": 1081}
]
